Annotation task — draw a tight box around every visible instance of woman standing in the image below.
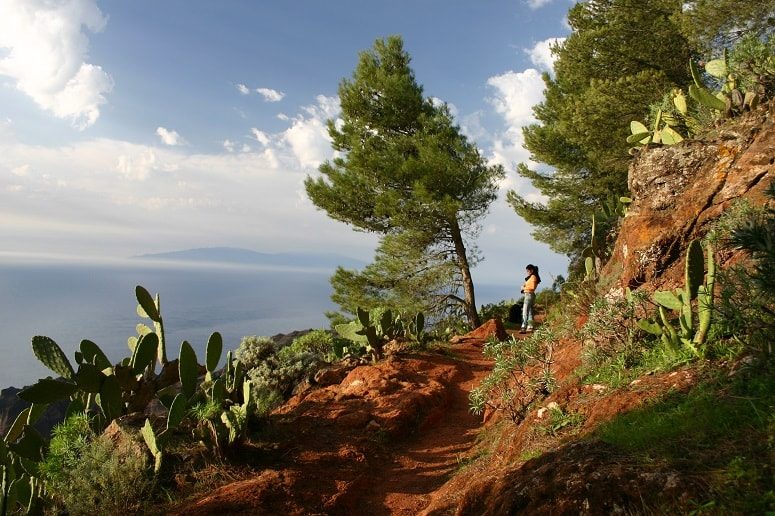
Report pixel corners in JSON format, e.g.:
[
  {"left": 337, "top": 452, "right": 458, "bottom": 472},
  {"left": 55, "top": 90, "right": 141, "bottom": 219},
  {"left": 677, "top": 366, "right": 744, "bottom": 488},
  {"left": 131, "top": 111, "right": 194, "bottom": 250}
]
[{"left": 520, "top": 264, "right": 541, "bottom": 333}]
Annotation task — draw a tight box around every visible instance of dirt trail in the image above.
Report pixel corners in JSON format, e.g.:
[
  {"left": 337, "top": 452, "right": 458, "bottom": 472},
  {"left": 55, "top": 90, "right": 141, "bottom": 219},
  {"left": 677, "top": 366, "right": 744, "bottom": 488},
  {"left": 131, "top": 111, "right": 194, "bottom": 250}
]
[
  {"left": 174, "top": 337, "right": 507, "bottom": 515},
  {"left": 356, "top": 343, "right": 493, "bottom": 515}
]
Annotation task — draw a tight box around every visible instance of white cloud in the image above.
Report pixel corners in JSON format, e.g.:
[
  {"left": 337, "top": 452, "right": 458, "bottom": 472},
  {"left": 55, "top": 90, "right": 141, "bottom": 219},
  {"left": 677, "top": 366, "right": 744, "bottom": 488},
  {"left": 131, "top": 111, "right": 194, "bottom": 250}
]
[
  {"left": 116, "top": 150, "right": 158, "bottom": 181},
  {"left": 487, "top": 68, "right": 545, "bottom": 130},
  {"left": 250, "top": 128, "right": 270, "bottom": 146},
  {"left": 0, "top": 137, "right": 374, "bottom": 260},
  {"left": 277, "top": 113, "right": 289, "bottom": 121},
  {"left": 156, "top": 127, "right": 185, "bottom": 146},
  {"left": 256, "top": 87, "right": 285, "bottom": 102},
  {"left": 281, "top": 95, "right": 340, "bottom": 169},
  {"left": 485, "top": 67, "right": 547, "bottom": 170},
  {"left": 526, "top": 0, "right": 554, "bottom": 9},
  {"left": 11, "top": 164, "right": 30, "bottom": 177},
  {"left": 525, "top": 38, "right": 565, "bottom": 73},
  {"left": 236, "top": 83, "right": 250, "bottom": 95},
  {"left": 0, "top": 0, "right": 113, "bottom": 129},
  {"left": 223, "top": 139, "right": 236, "bottom": 152}
]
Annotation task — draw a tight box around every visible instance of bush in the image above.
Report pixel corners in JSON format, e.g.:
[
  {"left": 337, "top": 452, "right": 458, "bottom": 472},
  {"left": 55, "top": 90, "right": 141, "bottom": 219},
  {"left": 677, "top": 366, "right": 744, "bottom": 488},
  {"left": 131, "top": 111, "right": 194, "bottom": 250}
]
[
  {"left": 470, "top": 326, "right": 557, "bottom": 423},
  {"left": 236, "top": 334, "right": 323, "bottom": 413},
  {"left": 479, "top": 300, "right": 516, "bottom": 322},
  {"left": 580, "top": 292, "right": 650, "bottom": 369},
  {"left": 235, "top": 335, "right": 276, "bottom": 369},
  {"left": 709, "top": 183, "right": 775, "bottom": 357},
  {"left": 288, "top": 329, "right": 339, "bottom": 360},
  {"left": 41, "top": 414, "right": 152, "bottom": 514}
]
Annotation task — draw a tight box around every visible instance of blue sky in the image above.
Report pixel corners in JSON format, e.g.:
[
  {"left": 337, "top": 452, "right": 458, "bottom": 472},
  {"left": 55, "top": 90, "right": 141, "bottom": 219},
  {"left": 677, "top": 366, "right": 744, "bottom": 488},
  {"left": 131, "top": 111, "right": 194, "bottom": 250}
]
[{"left": 0, "top": 0, "right": 574, "bottom": 285}]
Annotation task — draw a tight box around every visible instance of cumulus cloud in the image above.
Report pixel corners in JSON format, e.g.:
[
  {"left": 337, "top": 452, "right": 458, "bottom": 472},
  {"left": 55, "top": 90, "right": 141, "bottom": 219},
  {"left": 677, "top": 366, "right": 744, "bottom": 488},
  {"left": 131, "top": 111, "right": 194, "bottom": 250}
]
[
  {"left": 236, "top": 83, "right": 250, "bottom": 95},
  {"left": 525, "top": 38, "right": 565, "bottom": 73},
  {"left": 280, "top": 95, "right": 339, "bottom": 169},
  {"left": 487, "top": 68, "right": 545, "bottom": 130},
  {"left": 0, "top": 0, "right": 113, "bottom": 129},
  {"left": 156, "top": 127, "right": 185, "bottom": 146},
  {"left": 116, "top": 151, "right": 159, "bottom": 181},
  {"left": 223, "top": 139, "right": 236, "bottom": 152},
  {"left": 256, "top": 87, "right": 285, "bottom": 102}
]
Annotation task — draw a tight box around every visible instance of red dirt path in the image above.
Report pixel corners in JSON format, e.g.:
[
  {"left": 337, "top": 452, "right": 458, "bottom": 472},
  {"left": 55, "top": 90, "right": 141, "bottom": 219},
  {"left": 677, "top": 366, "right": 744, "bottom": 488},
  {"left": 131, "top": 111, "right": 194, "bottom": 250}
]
[{"left": 173, "top": 338, "right": 497, "bottom": 515}]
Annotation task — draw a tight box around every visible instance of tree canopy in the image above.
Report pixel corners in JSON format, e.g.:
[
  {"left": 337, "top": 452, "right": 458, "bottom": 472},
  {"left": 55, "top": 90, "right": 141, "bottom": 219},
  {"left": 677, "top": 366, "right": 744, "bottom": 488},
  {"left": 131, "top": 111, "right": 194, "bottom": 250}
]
[
  {"left": 508, "top": 0, "right": 692, "bottom": 267},
  {"left": 305, "top": 36, "right": 504, "bottom": 327}
]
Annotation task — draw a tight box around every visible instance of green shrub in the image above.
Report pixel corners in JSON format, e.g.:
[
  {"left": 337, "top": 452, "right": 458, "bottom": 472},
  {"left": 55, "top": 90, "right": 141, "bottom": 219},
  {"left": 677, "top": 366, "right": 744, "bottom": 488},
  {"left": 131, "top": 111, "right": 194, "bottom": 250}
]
[
  {"left": 235, "top": 335, "right": 276, "bottom": 369},
  {"left": 537, "top": 406, "right": 585, "bottom": 437},
  {"left": 289, "top": 329, "right": 338, "bottom": 359},
  {"left": 479, "top": 300, "right": 516, "bottom": 322},
  {"left": 710, "top": 183, "right": 775, "bottom": 357},
  {"left": 248, "top": 350, "right": 319, "bottom": 399},
  {"left": 470, "top": 327, "right": 557, "bottom": 423},
  {"left": 41, "top": 414, "right": 152, "bottom": 514},
  {"left": 580, "top": 292, "right": 650, "bottom": 366}
]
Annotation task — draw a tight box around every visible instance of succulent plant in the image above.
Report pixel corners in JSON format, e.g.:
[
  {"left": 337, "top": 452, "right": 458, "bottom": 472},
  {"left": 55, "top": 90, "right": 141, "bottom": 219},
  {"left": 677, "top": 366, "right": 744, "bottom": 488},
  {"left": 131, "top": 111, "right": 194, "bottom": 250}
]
[{"left": 638, "top": 240, "right": 716, "bottom": 353}]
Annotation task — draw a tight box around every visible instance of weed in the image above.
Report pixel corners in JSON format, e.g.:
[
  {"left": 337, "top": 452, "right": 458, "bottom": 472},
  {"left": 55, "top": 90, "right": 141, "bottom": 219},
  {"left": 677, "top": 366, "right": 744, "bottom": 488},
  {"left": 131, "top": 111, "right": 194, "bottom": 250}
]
[
  {"left": 537, "top": 406, "right": 585, "bottom": 437},
  {"left": 518, "top": 449, "right": 544, "bottom": 462}
]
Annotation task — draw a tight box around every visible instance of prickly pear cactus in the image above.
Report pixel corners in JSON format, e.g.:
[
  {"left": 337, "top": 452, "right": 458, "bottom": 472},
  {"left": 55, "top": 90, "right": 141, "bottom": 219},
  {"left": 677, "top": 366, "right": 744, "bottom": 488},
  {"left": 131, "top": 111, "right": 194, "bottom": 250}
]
[{"left": 31, "top": 336, "right": 75, "bottom": 380}]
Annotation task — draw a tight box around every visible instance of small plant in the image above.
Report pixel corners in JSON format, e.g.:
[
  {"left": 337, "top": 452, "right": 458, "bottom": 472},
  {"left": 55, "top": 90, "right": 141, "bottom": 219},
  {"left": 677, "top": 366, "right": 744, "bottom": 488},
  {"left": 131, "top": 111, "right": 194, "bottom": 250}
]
[
  {"left": 637, "top": 240, "right": 716, "bottom": 355},
  {"left": 628, "top": 107, "right": 685, "bottom": 146},
  {"left": 334, "top": 307, "right": 425, "bottom": 360},
  {"left": 1, "top": 403, "right": 47, "bottom": 514},
  {"left": 470, "top": 327, "right": 556, "bottom": 423},
  {"left": 580, "top": 290, "right": 651, "bottom": 369},
  {"left": 288, "top": 329, "right": 335, "bottom": 358},
  {"left": 714, "top": 181, "right": 775, "bottom": 356},
  {"left": 41, "top": 414, "right": 152, "bottom": 515},
  {"left": 537, "top": 405, "right": 585, "bottom": 437},
  {"left": 235, "top": 335, "right": 276, "bottom": 369}
]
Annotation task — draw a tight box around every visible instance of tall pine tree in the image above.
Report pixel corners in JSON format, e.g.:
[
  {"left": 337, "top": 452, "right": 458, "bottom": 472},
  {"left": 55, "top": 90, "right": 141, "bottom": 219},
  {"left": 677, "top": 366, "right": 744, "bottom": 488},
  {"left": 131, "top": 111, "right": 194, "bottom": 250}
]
[{"left": 305, "top": 36, "right": 504, "bottom": 328}]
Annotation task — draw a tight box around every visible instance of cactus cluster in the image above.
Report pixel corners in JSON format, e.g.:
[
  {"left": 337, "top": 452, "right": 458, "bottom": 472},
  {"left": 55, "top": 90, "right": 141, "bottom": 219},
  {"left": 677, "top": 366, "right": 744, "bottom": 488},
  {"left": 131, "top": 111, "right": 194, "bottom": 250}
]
[
  {"left": 628, "top": 107, "right": 685, "bottom": 147},
  {"left": 16, "top": 285, "right": 254, "bottom": 481},
  {"left": 627, "top": 45, "right": 765, "bottom": 148},
  {"left": 334, "top": 307, "right": 426, "bottom": 360},
  {"left": 637, "top": 240, "right": 716, "bottom": 354},
  {"left": 143, "top": 332, "right": 252, "bottom": 466},
  {"left": 689, "top": 52, "right": 759, "bottom": 117}
]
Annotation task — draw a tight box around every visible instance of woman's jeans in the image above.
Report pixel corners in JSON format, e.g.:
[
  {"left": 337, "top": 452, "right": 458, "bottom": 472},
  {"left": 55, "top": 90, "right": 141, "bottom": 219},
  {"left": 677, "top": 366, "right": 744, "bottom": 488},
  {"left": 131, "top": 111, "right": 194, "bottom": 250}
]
[{"left": 522, "top": 292, "right": 535, "bottom": 329}]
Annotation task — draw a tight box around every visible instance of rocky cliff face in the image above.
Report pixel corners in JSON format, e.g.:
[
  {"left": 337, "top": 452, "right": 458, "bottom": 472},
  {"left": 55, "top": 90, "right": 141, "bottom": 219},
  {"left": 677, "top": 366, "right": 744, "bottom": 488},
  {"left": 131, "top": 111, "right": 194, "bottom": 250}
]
[{"left": 606, "top": 101, "right": 774, "bottom": 293}]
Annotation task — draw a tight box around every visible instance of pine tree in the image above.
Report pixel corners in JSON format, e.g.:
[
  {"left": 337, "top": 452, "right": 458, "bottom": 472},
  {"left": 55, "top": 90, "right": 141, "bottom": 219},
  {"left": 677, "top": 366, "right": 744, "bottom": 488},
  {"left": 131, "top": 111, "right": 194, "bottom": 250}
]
[
  {"left": 305, "top": 36, "right": 504, "bottom": 327},
  {"left": 509, "top": 0, "right": 692, "bottom": 267}
]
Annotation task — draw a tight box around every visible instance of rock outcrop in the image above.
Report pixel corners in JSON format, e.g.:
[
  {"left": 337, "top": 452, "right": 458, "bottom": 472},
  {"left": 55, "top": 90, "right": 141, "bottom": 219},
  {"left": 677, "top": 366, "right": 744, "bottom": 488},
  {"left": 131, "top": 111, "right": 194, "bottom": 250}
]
[{"left": 606, "top": 102, "right": 773, "bottom": 293}]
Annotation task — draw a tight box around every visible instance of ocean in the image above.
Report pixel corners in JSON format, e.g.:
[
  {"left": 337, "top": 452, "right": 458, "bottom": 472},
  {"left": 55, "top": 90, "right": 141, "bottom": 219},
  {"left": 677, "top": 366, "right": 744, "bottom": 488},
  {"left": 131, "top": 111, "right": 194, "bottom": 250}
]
[
  {"left": 0, "top": 259, "right": 518, "bottom": 389},
  {"left": 0, "top": 260, "right": 336, "bottom": 389}
]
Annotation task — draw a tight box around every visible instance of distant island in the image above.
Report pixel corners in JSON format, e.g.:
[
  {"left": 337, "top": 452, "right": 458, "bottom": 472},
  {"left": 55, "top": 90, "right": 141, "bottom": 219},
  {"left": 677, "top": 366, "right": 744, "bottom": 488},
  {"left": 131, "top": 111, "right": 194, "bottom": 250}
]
[{"left": 133, "top": 247, "right": 366, "bottom": 270}]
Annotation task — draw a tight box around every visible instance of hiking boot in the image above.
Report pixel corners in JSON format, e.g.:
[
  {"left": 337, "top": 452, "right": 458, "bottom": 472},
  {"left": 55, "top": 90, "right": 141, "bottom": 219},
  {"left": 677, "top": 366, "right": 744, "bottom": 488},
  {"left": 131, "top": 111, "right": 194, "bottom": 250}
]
[
  {"left": 526, "top": 327, "right": 534, "bottom": 333},
  {"left": 519, "top": 328, "right": 526, "bottom": 334}
]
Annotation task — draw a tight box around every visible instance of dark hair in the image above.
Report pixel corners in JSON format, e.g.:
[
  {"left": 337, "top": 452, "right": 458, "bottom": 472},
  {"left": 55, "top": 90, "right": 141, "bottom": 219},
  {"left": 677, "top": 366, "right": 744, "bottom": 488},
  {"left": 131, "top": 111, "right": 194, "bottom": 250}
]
[{"left": 525, "top": 264, "right": 541, "bottom": 284}]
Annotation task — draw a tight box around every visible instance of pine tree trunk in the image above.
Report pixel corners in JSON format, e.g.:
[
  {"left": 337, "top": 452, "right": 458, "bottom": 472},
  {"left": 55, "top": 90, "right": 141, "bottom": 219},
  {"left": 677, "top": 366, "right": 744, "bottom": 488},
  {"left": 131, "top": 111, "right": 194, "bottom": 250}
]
[{"left": 450, "top": 218, "right": 481, "bottom": 328}]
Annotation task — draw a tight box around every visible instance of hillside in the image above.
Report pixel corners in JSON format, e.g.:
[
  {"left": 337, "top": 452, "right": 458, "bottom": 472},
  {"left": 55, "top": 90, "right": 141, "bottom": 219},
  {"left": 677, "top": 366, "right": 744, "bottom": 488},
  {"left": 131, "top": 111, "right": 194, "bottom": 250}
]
[{"left": 170, "top": 103, "right": 774, "bottom": 514}]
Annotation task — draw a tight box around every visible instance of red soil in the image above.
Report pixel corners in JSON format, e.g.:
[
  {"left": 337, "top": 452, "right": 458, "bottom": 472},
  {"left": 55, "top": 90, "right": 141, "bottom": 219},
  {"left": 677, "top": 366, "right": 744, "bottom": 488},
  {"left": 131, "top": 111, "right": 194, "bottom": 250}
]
[{"left": 172, "top": 328, "right": 500, "bottom": 515}]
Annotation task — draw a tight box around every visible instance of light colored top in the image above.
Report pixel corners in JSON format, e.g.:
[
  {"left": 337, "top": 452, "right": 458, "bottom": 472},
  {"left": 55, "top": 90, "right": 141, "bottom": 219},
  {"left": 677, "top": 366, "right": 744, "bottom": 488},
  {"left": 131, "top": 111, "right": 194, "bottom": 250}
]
[{"left": 522, "top": 274, "right": 538, "bottom": 293}]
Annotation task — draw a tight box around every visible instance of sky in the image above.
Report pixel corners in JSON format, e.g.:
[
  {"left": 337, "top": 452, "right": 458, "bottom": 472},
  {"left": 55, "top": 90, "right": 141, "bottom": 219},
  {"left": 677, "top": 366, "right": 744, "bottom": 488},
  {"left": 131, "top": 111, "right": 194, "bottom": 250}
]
[{"left": 0, "top": 0, "right": 574, "bottom": 286}]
